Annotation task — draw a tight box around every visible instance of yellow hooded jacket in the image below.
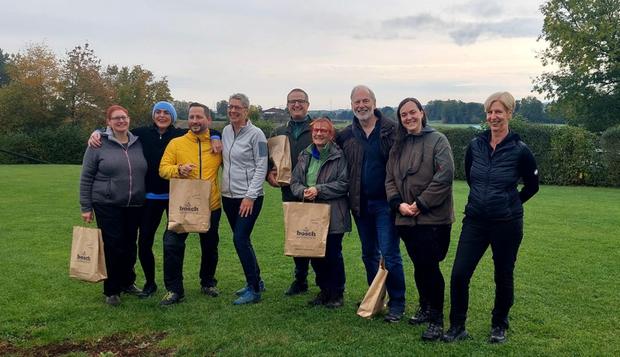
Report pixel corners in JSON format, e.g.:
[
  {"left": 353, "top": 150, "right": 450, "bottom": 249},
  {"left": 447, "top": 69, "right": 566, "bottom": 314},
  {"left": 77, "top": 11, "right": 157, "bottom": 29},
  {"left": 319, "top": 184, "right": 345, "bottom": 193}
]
[{"left": 159, "top": 130, "right": 222, "bottom": 210}]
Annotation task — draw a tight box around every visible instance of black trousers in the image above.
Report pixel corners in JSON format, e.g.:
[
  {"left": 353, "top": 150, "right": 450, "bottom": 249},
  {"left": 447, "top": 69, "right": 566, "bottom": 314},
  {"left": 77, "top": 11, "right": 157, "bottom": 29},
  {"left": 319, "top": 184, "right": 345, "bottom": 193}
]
[
  {"left": 293, "top": 257, "right": 310, "bottom": 283},
  {"left": 222, "top": 196, "right": 263, "bottom": 291},
  {"left": 310, "top": 233, "right": 345, "bottom": 296},
  {"left": 136, "top": 198, "right": 168, "bottom": 285},
  {"left": 93, "top": 204, "right": 142, "bottom": 296},
  {"left": 398, "top": 224, "right": 451, "bottom": 323},
  {"left": 162, "top": 209, "right": 221, "bottom": 295},
  {"left": 449, "top": 216, "right": 523, "bottom": 329}
]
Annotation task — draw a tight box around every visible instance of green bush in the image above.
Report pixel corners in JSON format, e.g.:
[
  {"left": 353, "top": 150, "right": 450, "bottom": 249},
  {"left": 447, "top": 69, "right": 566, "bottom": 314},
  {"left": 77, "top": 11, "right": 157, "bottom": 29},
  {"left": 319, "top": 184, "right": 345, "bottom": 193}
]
[
  {"left": 601, "top": 125, "right": 620, "bottom": 186},
  {"left": 0, "top": 125, "right": 88, "bottom": 164}
]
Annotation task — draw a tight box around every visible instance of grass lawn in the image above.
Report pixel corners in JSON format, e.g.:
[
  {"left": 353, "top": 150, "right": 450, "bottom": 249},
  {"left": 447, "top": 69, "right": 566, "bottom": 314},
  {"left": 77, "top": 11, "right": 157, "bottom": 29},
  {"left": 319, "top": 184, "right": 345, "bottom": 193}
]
[{"left": 0, "top": 165, "right": 618, "bottom": 356}]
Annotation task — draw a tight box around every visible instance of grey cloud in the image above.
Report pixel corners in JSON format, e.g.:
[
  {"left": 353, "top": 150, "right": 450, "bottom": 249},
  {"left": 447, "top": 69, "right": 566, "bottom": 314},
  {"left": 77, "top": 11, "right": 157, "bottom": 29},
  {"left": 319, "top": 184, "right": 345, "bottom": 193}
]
[{"left": 450, "top": 0, "right": 504, "bottom": 17}]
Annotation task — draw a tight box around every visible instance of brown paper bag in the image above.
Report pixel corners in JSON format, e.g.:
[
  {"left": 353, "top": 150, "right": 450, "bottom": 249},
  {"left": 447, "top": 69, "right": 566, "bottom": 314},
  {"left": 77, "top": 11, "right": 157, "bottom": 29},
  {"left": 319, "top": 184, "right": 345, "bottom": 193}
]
[
  {"left": 268, "top": 135, "right": 292, "bottom": 184},
  {"left": 69, "top": 226, "right": 107, "bottom": 282},
  {"left": 168, "top": 178, "right": 211, "bottom": 233},
  {"left": 283, "top": 201, "right": 330, "bottom": 257},
  {"left": 357, "top": 258, "right": 388, "bottom": 318}
]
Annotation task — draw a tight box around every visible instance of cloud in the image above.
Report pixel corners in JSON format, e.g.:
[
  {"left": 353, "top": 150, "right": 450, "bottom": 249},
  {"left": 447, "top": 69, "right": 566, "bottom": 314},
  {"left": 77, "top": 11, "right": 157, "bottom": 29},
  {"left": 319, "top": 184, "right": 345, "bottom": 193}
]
[
  {"left": 378, "top": 14, "right": 541, "bottom": 45},
  {"left": 450, "top": 0, "right": 504, "bottom": 17}
]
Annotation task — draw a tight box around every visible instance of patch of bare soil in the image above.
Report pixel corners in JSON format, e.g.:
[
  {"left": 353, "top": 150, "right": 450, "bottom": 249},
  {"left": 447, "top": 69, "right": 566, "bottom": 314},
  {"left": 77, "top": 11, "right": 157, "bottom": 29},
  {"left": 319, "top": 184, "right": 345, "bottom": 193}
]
[{"left": 0, "top": 332, "right": 175, "bottom": 356}]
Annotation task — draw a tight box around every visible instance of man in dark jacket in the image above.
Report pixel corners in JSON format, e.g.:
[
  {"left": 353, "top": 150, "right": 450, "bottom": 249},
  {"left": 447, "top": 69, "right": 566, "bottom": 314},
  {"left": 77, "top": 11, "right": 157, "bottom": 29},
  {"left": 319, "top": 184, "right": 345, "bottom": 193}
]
[
  {"left": 335, "top": 85, "right": 406, "bottom": 322},
  {"left": 267, "top": 88, "right": 314, "bottom": 296}
]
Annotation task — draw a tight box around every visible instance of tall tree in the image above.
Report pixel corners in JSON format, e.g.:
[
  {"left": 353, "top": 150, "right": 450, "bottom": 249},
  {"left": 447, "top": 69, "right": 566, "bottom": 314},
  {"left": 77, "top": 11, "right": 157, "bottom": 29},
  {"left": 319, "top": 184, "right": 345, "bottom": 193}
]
[
  {"left": 0, "top": 48, "right": 11, "bottom": 87},
  {"left": 516, "top": 96, "right": 547, "bottom": 123},
  {"left": 534, "top": 0, "right": 620, "bottom": 132},
  {"left": 60, "top": 43, "right": 112, "bottom": 128},
  {"left": 216, "top": 100, "right": 228, "bottom": 117}
]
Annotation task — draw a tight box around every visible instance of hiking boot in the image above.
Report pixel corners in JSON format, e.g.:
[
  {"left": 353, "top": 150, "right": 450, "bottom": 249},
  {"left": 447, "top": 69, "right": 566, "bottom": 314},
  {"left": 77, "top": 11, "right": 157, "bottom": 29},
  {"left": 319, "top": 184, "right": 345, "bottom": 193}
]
[
  {"left": 421, "top": 323, "right": 444, "bottom": 341},
  {"left": 105, "top": 295, "right": 121, "bottom": 306},
  {"left": 384, "top": 310, "right": 404, "bottom": 323},
  {"left": 235, "top": 280, "right": 265, "bottom": 296},
  {"left": 138, "top": 283, "right": 157, "bottom": 299},
  {"left": 489, "top": 326, "right": 507, "bottom": 344},
  {"left": 159, "top": 291, "right": 184, "bottom": 306},
  {"left": 308, "top": 291, "right": 328, "bottom": 306},
  {"left": 408, "top": 306, "right": 431, "bottom": 325},
  {"left": 122, "top": 284, "right": 143, "bottom": 296},
  {"left": 284, "top": 280, "right": 308, "bottom": 296},
  {"left": 201, "top": 286, "right": 220, "bottom": 297},
  {"left": 442, "top": 325, "right": 469, "bottom": 342},
  {"left": 233, "top": 289, "right": 261, "bottom": 305},
  {"left": 324, "top": 295, "right": 344, "bottom": 309}
]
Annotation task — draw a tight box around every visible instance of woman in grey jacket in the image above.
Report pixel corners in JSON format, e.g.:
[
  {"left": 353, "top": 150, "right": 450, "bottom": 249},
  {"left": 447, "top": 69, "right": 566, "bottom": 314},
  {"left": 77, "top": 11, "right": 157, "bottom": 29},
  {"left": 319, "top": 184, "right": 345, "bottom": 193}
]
[
  {"left": 221, "top": 93, "right": 269, "bottom": 305},
  {"left": 385, "top": 98, "right": 455, "bottom": 340},
  {"left": 290, "top": 117, "right": 351, "bottom": 308},
  {"left": 79, "top": 105, "right": 147, "bottom": 306}
]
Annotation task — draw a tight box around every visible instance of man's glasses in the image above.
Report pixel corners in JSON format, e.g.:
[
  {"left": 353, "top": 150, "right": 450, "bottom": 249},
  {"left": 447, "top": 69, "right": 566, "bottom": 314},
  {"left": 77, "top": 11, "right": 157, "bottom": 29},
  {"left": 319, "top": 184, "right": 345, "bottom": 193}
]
[{"left": 287, "top": 99, "right": 308, "bottom": 105}]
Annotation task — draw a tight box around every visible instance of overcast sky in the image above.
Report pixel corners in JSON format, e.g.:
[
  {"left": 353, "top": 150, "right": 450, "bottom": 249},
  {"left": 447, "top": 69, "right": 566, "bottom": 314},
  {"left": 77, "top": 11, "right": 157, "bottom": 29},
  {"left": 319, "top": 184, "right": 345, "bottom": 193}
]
[{"left": 1, "top": 0, "right": 550, "bottom": 110}]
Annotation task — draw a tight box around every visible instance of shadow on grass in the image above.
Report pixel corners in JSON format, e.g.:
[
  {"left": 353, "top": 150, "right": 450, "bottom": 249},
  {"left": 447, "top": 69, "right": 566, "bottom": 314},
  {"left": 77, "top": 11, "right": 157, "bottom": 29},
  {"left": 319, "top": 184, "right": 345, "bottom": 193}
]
[{"left": 0, "top": 332, "right": 175, "bottom": 356}]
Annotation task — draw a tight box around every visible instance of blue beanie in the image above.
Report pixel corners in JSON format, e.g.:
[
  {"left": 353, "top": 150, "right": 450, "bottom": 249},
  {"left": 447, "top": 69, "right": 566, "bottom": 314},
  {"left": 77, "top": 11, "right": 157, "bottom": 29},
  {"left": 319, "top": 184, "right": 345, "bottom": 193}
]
[{"left": 152, "top": 101, "right": 177, "bottom": 123}]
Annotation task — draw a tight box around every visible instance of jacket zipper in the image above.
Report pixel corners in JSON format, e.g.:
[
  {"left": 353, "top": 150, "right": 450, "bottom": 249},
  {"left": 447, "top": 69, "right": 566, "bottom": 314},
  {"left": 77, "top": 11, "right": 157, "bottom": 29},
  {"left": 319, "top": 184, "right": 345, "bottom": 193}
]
[{"left": 198, "top": 136, "right": 203, "bottom": 179}]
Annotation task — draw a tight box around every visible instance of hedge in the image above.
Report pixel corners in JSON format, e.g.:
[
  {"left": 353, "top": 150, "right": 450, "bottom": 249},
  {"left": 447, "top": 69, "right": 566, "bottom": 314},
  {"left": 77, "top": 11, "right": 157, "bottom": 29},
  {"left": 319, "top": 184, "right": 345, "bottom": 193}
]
[{"left": 1, "top": 122, "right": 618, "bottom": 187}]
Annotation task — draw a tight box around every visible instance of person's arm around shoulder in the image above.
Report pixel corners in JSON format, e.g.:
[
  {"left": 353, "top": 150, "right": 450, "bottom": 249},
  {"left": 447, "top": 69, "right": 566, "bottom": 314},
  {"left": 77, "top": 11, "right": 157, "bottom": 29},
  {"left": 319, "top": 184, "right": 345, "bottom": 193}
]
[
  {"left": 87, "top": 127, "right": 108, "bottom": 148},
  {"left": 210, "top": 128, "right": 222, "bottom": 153}
]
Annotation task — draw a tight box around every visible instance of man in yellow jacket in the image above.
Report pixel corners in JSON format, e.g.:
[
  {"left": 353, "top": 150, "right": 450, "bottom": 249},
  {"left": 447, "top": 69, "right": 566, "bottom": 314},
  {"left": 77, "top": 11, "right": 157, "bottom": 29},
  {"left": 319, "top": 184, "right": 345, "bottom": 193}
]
[{"left": 158, "top": 102, "right": 223, "bottom": 306}]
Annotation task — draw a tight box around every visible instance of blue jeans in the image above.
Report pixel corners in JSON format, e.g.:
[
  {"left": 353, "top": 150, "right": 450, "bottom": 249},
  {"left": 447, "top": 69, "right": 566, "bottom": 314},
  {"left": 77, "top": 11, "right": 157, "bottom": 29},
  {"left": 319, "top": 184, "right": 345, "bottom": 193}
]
[
  {"left": 353, "top": 199, "right": 406, "bottom": 313},
  {"left": 222, "top": 196, "right": 263, "bottom": 292}
]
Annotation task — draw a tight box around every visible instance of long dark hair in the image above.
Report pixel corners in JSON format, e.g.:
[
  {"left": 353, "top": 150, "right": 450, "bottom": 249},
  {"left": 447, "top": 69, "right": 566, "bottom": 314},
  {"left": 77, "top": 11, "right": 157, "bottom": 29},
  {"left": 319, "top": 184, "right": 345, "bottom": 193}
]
[{"left": 394, "top": 97, "right": 427, "bottom": 152}]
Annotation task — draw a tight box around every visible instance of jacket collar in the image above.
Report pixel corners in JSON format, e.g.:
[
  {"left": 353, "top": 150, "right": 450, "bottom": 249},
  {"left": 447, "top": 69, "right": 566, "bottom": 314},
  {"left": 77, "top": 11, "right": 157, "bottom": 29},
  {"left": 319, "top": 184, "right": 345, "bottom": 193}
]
[{"left": 104, "top": 127, "right": 140, "bottom": 147}]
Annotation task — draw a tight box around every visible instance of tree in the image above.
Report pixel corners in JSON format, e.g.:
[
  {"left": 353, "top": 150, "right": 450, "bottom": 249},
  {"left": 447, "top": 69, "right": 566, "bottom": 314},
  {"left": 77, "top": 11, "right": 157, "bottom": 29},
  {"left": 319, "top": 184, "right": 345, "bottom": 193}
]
[
  {"left": 0, "top": 48, "right": 11, "bottom": 87},
  {"left": 248, "top": 104, "right": 262, "bottom": 121},
  {"left": 516, "top": 96, "right": 547, "bottom": 123},
  {"left": 105, "top": 65, "right": 172, "bottom": 127},
  {"left": 534, "top": 0, "right": 620, "bottom": 132},
  {"left": 60, "top": 43, "right": 112, "bottom": 128},
  {"left": 216, "top": 100, "right": 228, "bottom": 117}
]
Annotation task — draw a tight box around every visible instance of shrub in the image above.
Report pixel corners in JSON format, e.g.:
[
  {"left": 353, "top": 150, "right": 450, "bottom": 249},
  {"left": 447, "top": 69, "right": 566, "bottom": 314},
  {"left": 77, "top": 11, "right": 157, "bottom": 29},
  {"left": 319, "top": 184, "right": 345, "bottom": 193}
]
[{"left": 601, "top": 125, "right": 620, "bottom": 186}]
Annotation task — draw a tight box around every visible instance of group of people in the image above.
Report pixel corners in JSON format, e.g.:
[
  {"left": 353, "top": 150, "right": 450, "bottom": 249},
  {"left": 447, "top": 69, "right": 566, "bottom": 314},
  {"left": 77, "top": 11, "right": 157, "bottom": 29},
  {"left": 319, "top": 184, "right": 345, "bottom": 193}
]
[{"left": 79, "top": 86, "right": 539, "bottom": 344}]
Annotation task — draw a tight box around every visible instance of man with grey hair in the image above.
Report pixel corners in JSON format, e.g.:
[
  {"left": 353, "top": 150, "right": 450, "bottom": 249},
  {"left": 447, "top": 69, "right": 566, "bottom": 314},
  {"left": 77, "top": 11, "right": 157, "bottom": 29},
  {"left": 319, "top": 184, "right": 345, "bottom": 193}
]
[{"left": 336, "top": 85, "right": 406, "bottom": 321}]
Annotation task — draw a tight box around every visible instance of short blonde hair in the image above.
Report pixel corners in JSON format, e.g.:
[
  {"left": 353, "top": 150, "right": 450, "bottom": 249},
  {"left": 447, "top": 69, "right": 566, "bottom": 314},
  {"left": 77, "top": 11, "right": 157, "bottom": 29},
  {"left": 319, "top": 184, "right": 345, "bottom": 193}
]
[{"left": 484, "top": 92, "right": 515, "bottom": 113}]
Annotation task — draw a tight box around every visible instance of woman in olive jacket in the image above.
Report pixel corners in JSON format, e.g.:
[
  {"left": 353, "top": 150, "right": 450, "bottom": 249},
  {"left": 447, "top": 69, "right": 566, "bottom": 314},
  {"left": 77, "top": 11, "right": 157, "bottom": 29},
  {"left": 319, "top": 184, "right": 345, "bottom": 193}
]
[
  {"left": 385, "top": 97, "right": 455, "bottom": 341},
  {"left": 290, "top": 117, "right": 351, "bottom": 308}
]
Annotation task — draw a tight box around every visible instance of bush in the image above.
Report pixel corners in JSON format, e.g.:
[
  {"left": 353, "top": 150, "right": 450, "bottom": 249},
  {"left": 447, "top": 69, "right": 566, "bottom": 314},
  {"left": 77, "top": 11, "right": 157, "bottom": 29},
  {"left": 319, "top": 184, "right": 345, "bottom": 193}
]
[
  {"left": 601, "top": 125, "right": 620, "bottom": 186},
  {"left": 0, "top": 125, "right": 88, "bottom": 164}
]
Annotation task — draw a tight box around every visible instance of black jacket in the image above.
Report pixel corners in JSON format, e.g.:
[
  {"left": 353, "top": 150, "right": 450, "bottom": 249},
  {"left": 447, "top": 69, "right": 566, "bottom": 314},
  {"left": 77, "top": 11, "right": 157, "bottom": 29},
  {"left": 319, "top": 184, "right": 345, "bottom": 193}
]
[
  {"left": 464, "top": 130, "right": 539, "bottom": 221},
  {"left": 335, "top": 110, "right": 396, "bottom": 216}
]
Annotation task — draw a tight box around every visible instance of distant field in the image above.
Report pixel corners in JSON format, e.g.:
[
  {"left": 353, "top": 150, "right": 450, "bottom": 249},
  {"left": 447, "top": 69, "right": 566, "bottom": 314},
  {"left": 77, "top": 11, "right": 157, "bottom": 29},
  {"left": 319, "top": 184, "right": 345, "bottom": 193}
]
[{"left": 0, "top": 165, "right": 618, "bottom": 355}]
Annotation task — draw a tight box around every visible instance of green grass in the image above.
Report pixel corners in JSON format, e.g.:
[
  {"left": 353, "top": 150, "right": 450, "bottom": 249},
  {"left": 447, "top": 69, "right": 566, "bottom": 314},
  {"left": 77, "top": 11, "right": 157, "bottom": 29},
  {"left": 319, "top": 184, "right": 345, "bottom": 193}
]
[{"left": 0, "top": 165, "right": 619, "bottom": 356}]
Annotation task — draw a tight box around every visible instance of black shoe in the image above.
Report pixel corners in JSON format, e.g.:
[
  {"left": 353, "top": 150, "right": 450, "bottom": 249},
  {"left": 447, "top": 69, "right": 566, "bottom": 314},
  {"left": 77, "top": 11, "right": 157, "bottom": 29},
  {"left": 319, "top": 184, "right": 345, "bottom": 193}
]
[
  {"left": 159, "top": 291, "right": 184, "bottom": 306},
  {"left": 308, "top": 291, "right": 328, "bottom": 306},
  {"left": 408, "top": 307, "right": 431, "bottom": 325},
  {"left": 285, "top": 280, "right": 308, "bottom": 296},
  {"left": 442, "top": 325, "right": 469, "bottom": 342},
  {"left": 489, "top": 326, "right": 507, "bottom": 344},
  {"left": 384, "top": 311, "right": 403, "bottom": 323},
  {"left": 138, "top": 283, "right": 157, "bottom": 299},
  {"left": 421, "top": 323, "right": 444, "bottom": 341},
  {"left": 201, "top": 286, "right": 220, "bottom": 297},
  {"left": 105, "top": 295, "right": 121, "bottom": 306},
  {"left": 122, "top": 284, "right": 143, "bottom": 296},
  {"left": 324, "top": 294, "right": 344, "bottom": 309}
]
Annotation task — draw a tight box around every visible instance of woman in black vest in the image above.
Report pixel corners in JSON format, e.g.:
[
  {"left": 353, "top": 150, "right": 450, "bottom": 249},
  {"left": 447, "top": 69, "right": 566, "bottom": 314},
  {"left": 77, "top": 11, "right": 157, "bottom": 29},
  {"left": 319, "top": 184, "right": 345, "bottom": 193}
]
[{"left": 443, "top": 92, "right": 539, "bottom": 344}]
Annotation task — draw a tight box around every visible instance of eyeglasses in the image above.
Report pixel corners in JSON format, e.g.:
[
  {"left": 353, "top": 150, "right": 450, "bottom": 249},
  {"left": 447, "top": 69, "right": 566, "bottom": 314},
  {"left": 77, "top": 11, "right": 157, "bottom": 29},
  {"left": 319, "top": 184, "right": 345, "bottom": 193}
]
[
  {"left": 228, "top": 105, "right": 247, "bottom": 111},
  {"left": 312, "top": 128, "right": 330, "bottom": 134},
  {"left": 287, "top": 99, "right": 308, "bottom": 105},
  {"left": 110, "top": 116, "right": 129, "bottom": 121}
]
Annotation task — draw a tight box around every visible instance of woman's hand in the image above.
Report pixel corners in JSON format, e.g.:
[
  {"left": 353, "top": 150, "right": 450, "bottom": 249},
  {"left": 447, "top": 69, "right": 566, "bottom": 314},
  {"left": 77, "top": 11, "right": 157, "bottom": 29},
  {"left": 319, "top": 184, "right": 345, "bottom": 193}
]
[
  {"left": 81, "top": 211, "right": 94, "bottom": 223},
  {"left": 239, "top": 198, "right": 255, "bottom": 217},
  {"left": 88, "top": 131, "right": 102, "bottom": 148},
  {"left": 398, "top": 202, "right": 421, "bottom": 217},
  {"left": 303, "top": 187, "right": 318, "bottom": 200}
]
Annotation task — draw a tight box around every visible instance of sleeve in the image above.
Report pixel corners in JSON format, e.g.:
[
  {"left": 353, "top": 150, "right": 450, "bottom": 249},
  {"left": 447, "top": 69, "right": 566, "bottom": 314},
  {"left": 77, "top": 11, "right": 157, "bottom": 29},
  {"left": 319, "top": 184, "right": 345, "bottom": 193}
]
[
  {"left": 245, "top": 129, "right": 269, "bottom": 199},
  {"left": 315, "top": 156, "right": 349, "bottom": 200},
  {"left": 289, "top": 152, "right": 307, "bottom": 200},
  {"left": 385, "top": 148, "right": 403, "bottom": 212},
  {"left": 79, "top": 147, "right": 98, "bottom": 213},
  {"left": 415, "top": 135, "right": 455, "bottom": 213},
  {"left": 210, "top": 128, "right": 221, "bottom": 140},
  {"left": 518, "top": 145, "right": 539, "bottom": 204},
  {"left": 159, "top": 140, "right": 180, "bottom": 179},
  {"left": 464, "top": 142, "right": 473, "bottom": 186}
]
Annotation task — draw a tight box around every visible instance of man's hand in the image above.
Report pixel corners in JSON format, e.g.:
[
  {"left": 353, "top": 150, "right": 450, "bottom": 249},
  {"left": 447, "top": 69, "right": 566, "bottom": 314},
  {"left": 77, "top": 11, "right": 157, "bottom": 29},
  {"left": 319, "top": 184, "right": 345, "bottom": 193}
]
[
  {"left": 303, "top": 187, "right": 318, "bottom": 201},
  {"left": 239, "top": 198, "right": 255, "bottom": 217},
  {"left": 178, "top": 163, "right": 196, "bottom": 177},
  {"left": 211, "top": 138, "right": 223, "bottom": 153},
  {"left": 267, "top": 169, "right": 280, "bottom": 187},
  {"left": 81, "top": 211, "right": 94, "bottom": 223},
  {"left": 88, "top": 131, "right": 102, "bottom": 148}
]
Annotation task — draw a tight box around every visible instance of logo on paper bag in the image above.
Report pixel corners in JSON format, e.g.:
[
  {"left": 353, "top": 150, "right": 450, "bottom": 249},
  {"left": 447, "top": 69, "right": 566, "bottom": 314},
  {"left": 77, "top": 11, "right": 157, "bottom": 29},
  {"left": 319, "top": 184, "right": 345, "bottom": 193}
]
[
  {"left": 77, "top": 251, "right": 91, "bottom": 262},
  {"left": 296, "top": 227, "right": 317, "bottom": 239},
  {"left": 179, "top": 201, "right": 199, "bottom": 213}
]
